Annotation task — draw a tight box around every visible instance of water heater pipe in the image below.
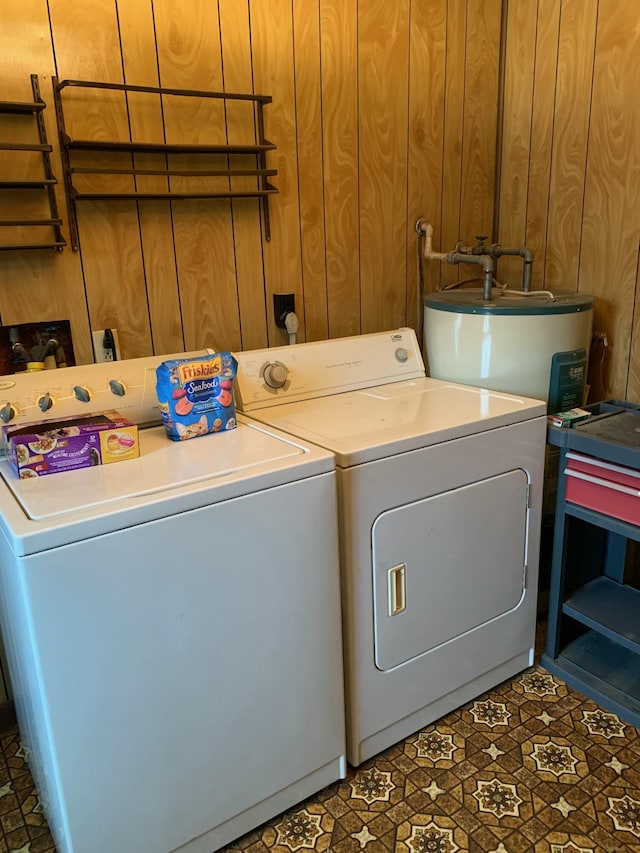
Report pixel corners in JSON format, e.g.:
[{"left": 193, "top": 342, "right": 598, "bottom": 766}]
[
  {"left": 487, "top": 245, "right": 535, "bottom": 291},
  {"left": 416, "top": 220, "right": 495, "bottom": 300}
]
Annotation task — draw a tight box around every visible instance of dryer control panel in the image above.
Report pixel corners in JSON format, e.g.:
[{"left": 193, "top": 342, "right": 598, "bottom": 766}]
[{"left": 234, "top": 328, "right": 425, "bottom": 411}]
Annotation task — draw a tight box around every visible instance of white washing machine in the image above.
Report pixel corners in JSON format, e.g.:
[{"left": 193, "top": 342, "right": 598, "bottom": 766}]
[
  {"left": 234, "top": 328, "right": 547, "bottom": 766},
  {"left": 0, "top": 353, "right": 345, "bottom": 853}
]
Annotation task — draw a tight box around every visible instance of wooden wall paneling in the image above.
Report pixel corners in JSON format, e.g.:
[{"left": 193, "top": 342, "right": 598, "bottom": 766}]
[
  {"left": 48, "top": 0, "right": 133, "bottom": 193},
  {"left": 219, "top": 0, "right": 268, "bottom": 353},
  {"left": 406, "top": 0, "right": 447, "bottom": 326},
  {"left": 544, "top": 0, "right": 597, "bottom": 293},
  {"left": 458, "top": 0, "right": 501, "bottom": 258},
  {"left": 629, "top": 246, "right": 640, "bottom": 402},
  {"left": 579, "top": 0, "right": 640, "bottom": 399},
  {"left": 496, "top": 0, "right": 537, "bottom": 288},
  {"left": 49, "top": 0, "right": 154, "bottom": 361},
  {"left": 116, "top": 0, "right": 185, "bottom": 358},
  {"left": 440, "top": 0, "right": 467, "bottom": 286},
  {"left": 154, "top": 0, "right": 241, "bottom": 353},
  {"left": 319, "top": 0, "right": 360, "bottom": 338},
  {"left": 358, "top": 0, "right": 411, "bottom": 333},
  {"left": 293, "top": 0, "right": 328, "bottom": 342},
  {"left": 250, "top": 0, "right": 304, "bottom": 345},
  {"left": 0, "top": 0, "right": 93, "bottom": 365},
  {"left": 524, "top": 0, "right": 560, "bottom": 292}
]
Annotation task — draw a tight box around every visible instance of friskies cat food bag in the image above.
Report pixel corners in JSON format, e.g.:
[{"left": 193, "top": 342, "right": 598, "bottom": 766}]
[{"left": 155, "top": 352, "right": 238, "bottom": 441}]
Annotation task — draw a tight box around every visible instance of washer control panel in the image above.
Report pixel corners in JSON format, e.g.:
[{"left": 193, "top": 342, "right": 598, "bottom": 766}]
[
  {"left": 234, "top": 328, "right": 425, "bottom": 411},
  {"left": 0, "top": 349, "right": 208, "bottom": 434}
]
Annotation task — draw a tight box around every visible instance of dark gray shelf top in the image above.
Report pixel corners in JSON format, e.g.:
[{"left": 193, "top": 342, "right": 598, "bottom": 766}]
[
  {"left": 562, "top": 577, "right": 640, "bottom": 654},
  {"left": 548, "top": 404, "right": 640, "bottom": 469}
]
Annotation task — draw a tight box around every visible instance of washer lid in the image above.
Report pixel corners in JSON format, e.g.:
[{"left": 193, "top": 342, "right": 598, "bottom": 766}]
[
  {"left": 0, "top": 418, "right": 333, "bottom": 554},
  {"left": 246, "top": 377, "right": 546, "bottom": 466}
]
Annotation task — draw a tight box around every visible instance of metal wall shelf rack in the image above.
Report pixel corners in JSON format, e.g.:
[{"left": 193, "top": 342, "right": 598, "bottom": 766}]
[
  {"left": 52, "top": 78, "right": 278, "bottom": 250},
  {"left": 0, "top": 75, "right": 66, "bottom": 251}
]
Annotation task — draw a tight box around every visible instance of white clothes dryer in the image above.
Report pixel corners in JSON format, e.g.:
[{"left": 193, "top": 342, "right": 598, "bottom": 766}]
[
  {"left": 234, "top": 328, "right": 547, "bottom": 766},
  {"left": 0, "top": 352, "right": 345, "bottom": 853}
]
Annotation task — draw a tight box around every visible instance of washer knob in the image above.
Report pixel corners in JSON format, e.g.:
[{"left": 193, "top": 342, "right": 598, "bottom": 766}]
[
  {"left": 38, "top": 393, "right": 53, "bottom": 413},
  {"left": 395, "top": 347, "right": 409, "bottom": 363},
  {"left": 0, "top": 402, "right": 16, "bottom": 423},
  {"left": 263, "top": 362, "right": 288, "bottom": 389},
  {"left": 73, "top": 385, "right": 91, "bottom": 403},
  {"left": 109, "top": 379, "right": 126, "bottom": 397}
]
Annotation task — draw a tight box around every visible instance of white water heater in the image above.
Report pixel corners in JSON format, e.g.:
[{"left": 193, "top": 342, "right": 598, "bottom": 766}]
[{"left": 424, "top": 290, "right": 593, "bottom": 402}]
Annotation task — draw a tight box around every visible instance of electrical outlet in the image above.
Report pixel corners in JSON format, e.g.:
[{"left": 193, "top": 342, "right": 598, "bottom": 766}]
[
  {"left": 92, "top": 329, "right": 121, "bottom": 363},
  {"left": 273, "top": 294, "right": 295, "bottom": 329}
]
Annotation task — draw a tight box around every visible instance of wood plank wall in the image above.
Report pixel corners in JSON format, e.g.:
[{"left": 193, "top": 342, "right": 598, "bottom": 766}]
[
  {"left": 498, "top": 0, "right": 640, "bottom": 401},
  {"left": 0, "top": 0, "right": 500, "bottom": 366},
  {"left": 1, "top": 1, "right": 638, "bottom": 403}
]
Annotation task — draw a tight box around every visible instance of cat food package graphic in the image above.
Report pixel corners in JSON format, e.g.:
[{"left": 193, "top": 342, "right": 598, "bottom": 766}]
[
  {"left": 3, "top": 411, "right": 139, "bottom": 479},
  {"left": 155, "top": 352, "right": 238, "bottom": 441}
]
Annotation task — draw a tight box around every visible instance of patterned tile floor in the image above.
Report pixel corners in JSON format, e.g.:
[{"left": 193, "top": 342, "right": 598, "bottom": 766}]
[{"left": 0, "top": 628, "right": 639, "bottom": 853}]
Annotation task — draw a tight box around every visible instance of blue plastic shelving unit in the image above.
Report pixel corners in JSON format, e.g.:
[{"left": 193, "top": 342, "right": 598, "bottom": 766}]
[{"left": 542, "top": 400, "right": 640, "bottom": 727}]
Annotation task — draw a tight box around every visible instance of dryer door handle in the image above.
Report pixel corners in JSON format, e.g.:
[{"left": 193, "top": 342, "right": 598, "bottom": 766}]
[{"left": 387, "top": 564, "right": 406, "bottom": 616}]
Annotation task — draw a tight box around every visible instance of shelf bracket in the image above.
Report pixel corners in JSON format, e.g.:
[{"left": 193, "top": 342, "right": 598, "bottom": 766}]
[{"left": 52, "top": 77, "right": 79, "bottom": 251}]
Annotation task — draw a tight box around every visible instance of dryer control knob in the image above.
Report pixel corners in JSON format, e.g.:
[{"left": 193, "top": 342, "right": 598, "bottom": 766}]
[
  {"left": 0, "top": 402, "right": 16, "bottom": 423},
  {"left": 109, "top": 380, "right": 126, "bottom": 397},
  {"left": 395, "top": 347, "right": 409, "bottom": 363},
  {"left": 38, "top": 393, "right": 53, "bottom": 412},
  {"left": 73, "top": 385, "right": 91, "bottom": 403},
  {"left": 263, "top": 362, "right": 288, "bottom": 389}
]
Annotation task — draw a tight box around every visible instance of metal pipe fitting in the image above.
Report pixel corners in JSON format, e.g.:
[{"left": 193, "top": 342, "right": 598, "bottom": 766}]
[
  {"left": 445, "top": 251, "right": 495, "bottom": 300},
  {"left": 485, "top": 244, "right": 535, "bottom": 291}
]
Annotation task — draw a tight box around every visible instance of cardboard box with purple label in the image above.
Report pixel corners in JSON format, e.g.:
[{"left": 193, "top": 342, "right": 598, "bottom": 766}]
[{"left": 3, "top": 410, "right": 139, "bottom": 479}]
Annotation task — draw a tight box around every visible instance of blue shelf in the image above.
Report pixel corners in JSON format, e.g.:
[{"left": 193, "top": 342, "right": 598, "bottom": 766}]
[
  {"left": 544, "top": 405, "right": 640, "bottom": 728},
  {"left": 564, "top": 502, "right": 640, "bottom": 543},
  {"left": 542, "top": 632, "right": 640, "bottom": 728},
  {"left": 562, "top": 577, "right": 640, "bottom": 654}
]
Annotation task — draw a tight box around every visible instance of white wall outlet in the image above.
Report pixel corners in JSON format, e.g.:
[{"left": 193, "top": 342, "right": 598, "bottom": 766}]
[{"left": 92, "top": 329, "right": 121, "bottom": 363}]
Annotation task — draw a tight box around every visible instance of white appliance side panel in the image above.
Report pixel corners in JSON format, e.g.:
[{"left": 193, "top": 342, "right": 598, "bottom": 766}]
[
  {"left": 0, "top": 524, "right": 59, "bottom": 842},
  {"left": 3, "top": 474, "right": 345, "bottom": 853},
  {"left": 372, "top": 470, "right": 528, "bottom": 671},
  {"left": 336, "top": 418, "right": 545, "bottom": 764}
]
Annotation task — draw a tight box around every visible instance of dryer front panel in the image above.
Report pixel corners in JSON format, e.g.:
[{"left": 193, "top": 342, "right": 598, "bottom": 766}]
[{"left": 372, "top": 469, "right": 528, "bottom": 671}]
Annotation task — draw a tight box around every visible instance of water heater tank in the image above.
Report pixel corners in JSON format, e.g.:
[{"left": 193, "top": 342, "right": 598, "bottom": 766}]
[{"left": 424, "top": 290, "right": 594, "bottom": 401}]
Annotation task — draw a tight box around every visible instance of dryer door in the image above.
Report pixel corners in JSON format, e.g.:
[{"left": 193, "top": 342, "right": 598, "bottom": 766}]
[{"left": 372, "top": 469, "right": 529, "bottom": 671}]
